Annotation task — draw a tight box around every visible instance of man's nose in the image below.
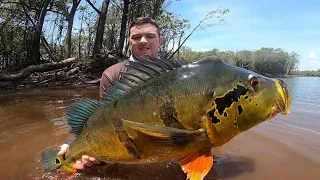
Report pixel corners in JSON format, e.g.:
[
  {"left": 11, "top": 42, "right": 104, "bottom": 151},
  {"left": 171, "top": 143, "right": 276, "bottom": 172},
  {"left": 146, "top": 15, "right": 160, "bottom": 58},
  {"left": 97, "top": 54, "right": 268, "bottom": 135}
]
[{"left": 140, "top": 36, "right": 148, "bottom": 44}]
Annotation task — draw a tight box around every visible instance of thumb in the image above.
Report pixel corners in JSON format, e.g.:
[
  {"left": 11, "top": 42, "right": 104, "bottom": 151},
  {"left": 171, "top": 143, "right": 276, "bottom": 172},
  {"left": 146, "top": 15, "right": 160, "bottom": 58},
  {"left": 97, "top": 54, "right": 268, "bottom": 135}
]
[{"left": 58, "top": 144, "right": 69, "bottom": 156}]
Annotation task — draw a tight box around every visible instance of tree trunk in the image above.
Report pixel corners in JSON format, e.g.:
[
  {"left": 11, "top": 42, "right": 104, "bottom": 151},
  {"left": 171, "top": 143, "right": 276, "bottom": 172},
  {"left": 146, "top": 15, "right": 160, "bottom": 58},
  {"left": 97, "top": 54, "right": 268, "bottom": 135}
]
[
  {"left": 92, "top": 0, "right": 110, "bottom": 56},
  {"left": 117, "top": 0, "right": 129, "bottom": 52},
  {"left": 65, "top": 0, "right": 81, "bottom": 59},
  {"left": 106, "top": 24, "right": 116, "bottom": 50},
  {"left": 78, "top": 9, "right": 85, "bottom": 57},
  {"left": 31, "top": 0, "right": 51, "bottom": 64}
]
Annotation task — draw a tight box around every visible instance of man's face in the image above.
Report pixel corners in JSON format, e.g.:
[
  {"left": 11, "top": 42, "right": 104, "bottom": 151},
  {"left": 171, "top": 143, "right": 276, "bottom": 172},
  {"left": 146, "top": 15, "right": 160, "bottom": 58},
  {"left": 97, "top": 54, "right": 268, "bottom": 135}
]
[{"left": 129, "top": 23, "right": 162, "bottom": 59}]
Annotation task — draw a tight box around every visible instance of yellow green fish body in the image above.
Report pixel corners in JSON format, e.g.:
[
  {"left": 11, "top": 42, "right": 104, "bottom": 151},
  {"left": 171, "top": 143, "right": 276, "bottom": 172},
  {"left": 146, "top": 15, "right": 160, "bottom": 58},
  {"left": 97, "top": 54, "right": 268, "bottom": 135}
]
[{"left": 41, "top": 56, "right": 291, "bottom": 179}]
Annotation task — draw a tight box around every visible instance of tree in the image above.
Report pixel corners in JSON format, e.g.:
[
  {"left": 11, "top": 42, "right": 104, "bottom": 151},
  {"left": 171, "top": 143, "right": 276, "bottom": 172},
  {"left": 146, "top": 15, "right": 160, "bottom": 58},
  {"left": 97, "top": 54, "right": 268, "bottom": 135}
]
[
  {"left": 30, "top": 0, "right": 52, "bottom": 64},
  {"left": 252, "top": 48, "right": 298, "bottom": 76},
  {"left": 168, "top": 8, "right": 230, "bottom": 59},
  {"left": 233, "top": 50, "right": 253, "bottom": 69},
  {"left": 117, "top": 0, "right": 130, "bottom": 52},
  {"left": 156, "top": 12, "right": 190, "bottom": 58},
  {"left": 64, "top": 0, "right": 81, "bottom": 59},
  {"left": 92, "top": 0, "right": 110, "bottom": 57}
]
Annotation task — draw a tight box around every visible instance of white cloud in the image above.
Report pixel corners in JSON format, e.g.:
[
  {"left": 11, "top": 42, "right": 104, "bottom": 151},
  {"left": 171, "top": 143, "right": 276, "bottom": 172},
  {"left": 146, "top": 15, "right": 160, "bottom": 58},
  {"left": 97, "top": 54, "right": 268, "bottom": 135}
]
[
  {"left": 309, "top": 52, "right": 318, "bottom": 59},
  {"left": 308, "top": 52, "right": 320, "bottom": 65},
  {"left": 310, "top": 60, "right": 320, "bottom": 65}
]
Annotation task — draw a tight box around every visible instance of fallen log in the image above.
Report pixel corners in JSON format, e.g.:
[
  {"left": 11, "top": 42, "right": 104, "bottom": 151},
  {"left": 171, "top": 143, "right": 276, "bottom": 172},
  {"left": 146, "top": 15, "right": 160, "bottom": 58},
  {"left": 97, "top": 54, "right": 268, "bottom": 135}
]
[
  {"left": 66, "top": 67, "right": 80, "bottom": 77},
  {"left": 0, "top": 57, "right": 77, "bottom": 81},
  {"left": 79, "top": 75, "right": 100, "bottom": 84},
  {"left": 37, "top": 76, "right": 56, "bottom": 85}
]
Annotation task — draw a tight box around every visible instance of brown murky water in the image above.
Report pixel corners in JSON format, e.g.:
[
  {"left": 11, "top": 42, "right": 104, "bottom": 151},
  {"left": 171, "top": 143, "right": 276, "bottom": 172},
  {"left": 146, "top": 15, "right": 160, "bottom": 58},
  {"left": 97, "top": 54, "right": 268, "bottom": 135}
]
[{"left": 0, "top": 77, "right": 320, "bottom": 180}]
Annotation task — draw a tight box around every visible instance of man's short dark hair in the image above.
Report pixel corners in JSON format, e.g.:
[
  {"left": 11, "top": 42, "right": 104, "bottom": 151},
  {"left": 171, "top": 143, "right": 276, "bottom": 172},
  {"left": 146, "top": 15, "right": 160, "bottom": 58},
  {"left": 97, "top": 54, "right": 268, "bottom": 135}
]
[{"left": 129, "top": 17, "right": 160, "bottom": 37}]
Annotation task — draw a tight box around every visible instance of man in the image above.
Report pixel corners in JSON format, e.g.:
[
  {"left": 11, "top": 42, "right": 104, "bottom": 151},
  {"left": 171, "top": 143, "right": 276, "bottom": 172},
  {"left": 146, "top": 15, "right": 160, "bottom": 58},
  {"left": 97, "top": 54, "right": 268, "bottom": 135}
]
[{"left": 58, "top": 17, "right": 163, "bottom": 170}]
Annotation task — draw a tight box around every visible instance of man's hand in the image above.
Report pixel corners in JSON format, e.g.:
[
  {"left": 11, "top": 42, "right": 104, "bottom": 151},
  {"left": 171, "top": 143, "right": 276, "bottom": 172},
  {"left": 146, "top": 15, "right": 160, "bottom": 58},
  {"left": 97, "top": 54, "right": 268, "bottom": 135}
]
[{"left": 58, "top": 144, "right": 102, "bottom": 170}]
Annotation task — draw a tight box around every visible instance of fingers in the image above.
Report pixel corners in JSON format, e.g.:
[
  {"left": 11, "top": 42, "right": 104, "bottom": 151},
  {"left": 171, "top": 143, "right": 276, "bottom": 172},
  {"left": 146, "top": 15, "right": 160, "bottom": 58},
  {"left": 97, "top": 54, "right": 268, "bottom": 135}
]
[
  {"left": 73, "top": 155, "right": 101, "bottom": 170},
  {"left": 74, "top": 160, "right": 85, "bottom": 170},
  {"left": 89, "top": 157, "right": 102, "bottom": 165},
  {"left": 58, "top": 144, "right": 69, "bottom": 156},
  {"left": 82, "top": 155, "right": 94, "bottom": 168},
  {"left": 57, "top": 143, "right": 100, "bottom": 170}
]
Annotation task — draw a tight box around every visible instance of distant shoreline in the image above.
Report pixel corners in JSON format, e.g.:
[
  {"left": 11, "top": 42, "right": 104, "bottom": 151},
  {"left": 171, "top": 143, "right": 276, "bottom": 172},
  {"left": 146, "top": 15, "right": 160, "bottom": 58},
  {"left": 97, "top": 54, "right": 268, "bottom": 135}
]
[
  {"left": 0, "top": 75, "right": 319, "bottom": 93},
  {"left": 265, "top": 74, "right": 320, "bottom": 78}
]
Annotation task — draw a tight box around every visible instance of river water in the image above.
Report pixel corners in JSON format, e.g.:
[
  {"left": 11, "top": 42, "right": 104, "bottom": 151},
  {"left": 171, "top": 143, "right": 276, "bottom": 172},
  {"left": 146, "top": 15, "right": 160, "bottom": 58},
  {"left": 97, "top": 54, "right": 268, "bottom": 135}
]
[{"left": 0, "top": 77, "right": 319, "bottom": 180}]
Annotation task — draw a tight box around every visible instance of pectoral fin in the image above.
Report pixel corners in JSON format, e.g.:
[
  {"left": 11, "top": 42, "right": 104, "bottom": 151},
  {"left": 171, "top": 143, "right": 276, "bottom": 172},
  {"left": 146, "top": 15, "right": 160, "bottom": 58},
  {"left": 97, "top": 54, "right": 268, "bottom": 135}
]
[
  {"left": 178, "top": 149, "right": 213, "bottom": 180},
  {"left": 121, "top": 119, "right": 204, "bottom": 146}
]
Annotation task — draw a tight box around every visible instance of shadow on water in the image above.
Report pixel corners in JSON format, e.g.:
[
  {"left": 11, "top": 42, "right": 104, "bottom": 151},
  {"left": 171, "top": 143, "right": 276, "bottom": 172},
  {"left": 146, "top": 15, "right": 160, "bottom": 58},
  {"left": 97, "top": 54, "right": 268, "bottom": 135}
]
[
  {"left": 212, "top": 155, "right": 255, "bottom": 179},
  {"left": 40, "top": 155, "right": 255, "bottom": 180}
]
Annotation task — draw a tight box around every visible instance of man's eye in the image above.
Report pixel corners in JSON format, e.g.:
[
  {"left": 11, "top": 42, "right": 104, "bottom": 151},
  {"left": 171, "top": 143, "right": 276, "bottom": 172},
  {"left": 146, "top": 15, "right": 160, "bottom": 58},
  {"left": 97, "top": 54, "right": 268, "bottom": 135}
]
[
  {"left": 146, "top": 35, "right": 156, "bottom": 39},
  {"left": 131, "top": 36, "right": 141, "bottom": 40}
]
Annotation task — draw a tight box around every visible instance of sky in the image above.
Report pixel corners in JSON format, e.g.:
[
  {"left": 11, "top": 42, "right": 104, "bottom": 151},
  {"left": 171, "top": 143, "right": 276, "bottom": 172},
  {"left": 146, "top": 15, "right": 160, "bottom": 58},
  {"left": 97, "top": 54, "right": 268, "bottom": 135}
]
[{"left": 167, "top": 0, "right": 320, "bottom": 70}]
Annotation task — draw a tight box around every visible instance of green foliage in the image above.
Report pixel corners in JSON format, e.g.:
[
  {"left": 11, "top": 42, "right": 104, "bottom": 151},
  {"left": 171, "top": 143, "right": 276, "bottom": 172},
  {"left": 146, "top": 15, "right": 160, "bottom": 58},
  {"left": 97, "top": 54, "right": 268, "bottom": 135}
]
[
  {"left": 104, "top": 4, "right": 122, "bottom": 51},
  {"left": 0, "top": 0, "right": 304, "bottom": 79},
  {"left": 156, "top": 12, "right": 190, "bottom": 58},
  {"left": 252, "top": 48, "right": 295, "bottom": 75},
  {"left": 0, "top": 0, "right": 68, "bottom": 69},
  {"left": 291, "top": 69, "right": 320, "bottom": 77},
  {"left": 0, "top": 0, "right": 229, "bottom": 71},
  {"left": 128, "top": 0, "right": 166, "bottom": 19},
  {"left": 175, "top": 46, "right": 300, "bottom": 76}
]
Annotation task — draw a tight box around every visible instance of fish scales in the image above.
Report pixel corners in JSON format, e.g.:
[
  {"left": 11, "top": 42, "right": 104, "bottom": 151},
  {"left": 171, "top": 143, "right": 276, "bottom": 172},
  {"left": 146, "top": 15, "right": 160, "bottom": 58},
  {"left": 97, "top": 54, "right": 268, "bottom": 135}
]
[
  {"left": 75, "top": 64, "right": 214, "bottom": 163},
  {"left": 41, "top": 56, "right": 291, "bottom": 180}
]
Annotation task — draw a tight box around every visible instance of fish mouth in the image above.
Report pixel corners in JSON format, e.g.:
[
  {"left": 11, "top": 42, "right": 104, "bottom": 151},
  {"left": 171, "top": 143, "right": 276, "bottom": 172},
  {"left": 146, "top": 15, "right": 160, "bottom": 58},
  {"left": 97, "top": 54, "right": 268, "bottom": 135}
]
[{"left": 271, "top": 79, "right": 292, "bottom": 116}]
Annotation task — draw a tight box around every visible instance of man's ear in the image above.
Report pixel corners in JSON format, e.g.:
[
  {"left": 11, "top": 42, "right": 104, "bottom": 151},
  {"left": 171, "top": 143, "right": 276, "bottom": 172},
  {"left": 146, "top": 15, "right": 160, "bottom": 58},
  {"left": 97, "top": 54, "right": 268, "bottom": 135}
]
[
  {"left": 128, "top": 43, "right": 132, "bottom": 52},
  {"left": 159, "top": 35, "right": 163, "bottom": 45}
]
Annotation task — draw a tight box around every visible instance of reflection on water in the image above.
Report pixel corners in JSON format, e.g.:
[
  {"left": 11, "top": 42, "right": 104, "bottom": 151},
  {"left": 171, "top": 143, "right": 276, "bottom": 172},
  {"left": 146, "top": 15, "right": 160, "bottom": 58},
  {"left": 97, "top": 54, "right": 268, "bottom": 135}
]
[
  {"left": 284, "top": 77, "right": 320, "bottom": 107},
  {"left": 0, "top": 78, "right": 320, "bottom": 180},
  {"left": 0, "top": 86, "right": 100, "bottom": 180}
]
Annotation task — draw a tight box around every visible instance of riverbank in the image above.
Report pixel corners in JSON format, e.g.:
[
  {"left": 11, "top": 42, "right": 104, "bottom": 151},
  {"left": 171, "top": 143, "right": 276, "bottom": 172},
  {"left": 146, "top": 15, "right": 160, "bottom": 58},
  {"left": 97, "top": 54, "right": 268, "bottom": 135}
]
[
  {"left": 0, "top": 54, "right": 123, "bottom": 92},
  {"left": 0, "top": 75, "right": 99, "bottom": 91}
]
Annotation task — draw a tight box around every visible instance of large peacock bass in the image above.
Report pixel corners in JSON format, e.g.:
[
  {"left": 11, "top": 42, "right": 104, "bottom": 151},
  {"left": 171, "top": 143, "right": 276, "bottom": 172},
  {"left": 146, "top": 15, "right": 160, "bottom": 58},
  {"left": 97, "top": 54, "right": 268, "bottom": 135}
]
[{"left": 41, "top": 56, "right": 291, "bottom": 180}]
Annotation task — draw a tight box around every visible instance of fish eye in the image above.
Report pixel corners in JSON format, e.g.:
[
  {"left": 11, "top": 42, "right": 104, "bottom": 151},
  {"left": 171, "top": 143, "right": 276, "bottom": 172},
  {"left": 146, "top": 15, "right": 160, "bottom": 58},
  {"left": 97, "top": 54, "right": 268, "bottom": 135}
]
[{"left": 248, "top": 74, "right": 260, "bottom": 88}]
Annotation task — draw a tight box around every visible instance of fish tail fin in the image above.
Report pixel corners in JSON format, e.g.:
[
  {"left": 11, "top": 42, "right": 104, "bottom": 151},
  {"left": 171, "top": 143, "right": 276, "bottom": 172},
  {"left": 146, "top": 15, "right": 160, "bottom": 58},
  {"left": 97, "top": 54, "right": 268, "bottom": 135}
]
[
  {"left": 178, "top": 149, "right": 213, "bottom": 180},
  {"left": 41, "top": 149, "right": 60, "bottom": 170}
]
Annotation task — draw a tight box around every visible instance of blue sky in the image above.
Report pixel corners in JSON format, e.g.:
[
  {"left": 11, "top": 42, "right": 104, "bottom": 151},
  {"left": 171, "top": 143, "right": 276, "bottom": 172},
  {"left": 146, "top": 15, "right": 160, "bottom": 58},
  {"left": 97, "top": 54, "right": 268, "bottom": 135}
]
[{"left": 168, "top": 0, "right": 320, "bottom": 70}]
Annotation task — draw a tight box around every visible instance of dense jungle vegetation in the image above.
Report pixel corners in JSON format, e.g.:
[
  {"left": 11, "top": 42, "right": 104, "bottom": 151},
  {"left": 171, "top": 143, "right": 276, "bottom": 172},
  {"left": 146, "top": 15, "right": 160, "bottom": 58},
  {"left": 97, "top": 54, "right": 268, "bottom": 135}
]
[{"left": 0, "top": 0, "right": 317, "bottom": 89}]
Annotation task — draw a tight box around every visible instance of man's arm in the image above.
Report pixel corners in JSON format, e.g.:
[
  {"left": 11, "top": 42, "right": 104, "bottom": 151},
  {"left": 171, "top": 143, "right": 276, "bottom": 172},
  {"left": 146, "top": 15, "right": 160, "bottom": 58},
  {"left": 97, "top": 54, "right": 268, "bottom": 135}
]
[{"left": 100, "top": 60, "right": 128, "bottom": 98}]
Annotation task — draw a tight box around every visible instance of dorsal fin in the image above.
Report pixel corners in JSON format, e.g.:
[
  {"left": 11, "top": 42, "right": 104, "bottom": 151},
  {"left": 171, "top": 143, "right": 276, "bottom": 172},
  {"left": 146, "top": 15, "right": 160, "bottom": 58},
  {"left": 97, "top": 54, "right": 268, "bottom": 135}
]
[
  {"left": 101, "top": 56, "right": 181, "bottom": 103},
  {"left": 66, "top": 99, "right": 102, "bottom": 136}
]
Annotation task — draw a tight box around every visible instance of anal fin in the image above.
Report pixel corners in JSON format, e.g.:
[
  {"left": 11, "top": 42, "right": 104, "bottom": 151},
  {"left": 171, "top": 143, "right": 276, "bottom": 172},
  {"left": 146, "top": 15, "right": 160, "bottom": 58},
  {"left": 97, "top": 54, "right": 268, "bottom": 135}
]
[{"left": 178, "top": 149, "right": 213, "bottom": 180}]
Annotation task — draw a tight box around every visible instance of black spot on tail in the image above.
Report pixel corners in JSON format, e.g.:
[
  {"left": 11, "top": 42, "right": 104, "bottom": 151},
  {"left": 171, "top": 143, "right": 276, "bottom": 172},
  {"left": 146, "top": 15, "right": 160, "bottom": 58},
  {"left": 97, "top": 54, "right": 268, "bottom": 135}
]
[
  {"left": 214, "top": 85, "right": 248, "bottom": 115},
  {"left": 55, "top": 158, "right": 60, "bottom": 164},
  {"left": 111, "top": 118, "right": 141, "bottom": 159},
  {"left": 159, "top": 94, "right": 185, "bottom": 129}
]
